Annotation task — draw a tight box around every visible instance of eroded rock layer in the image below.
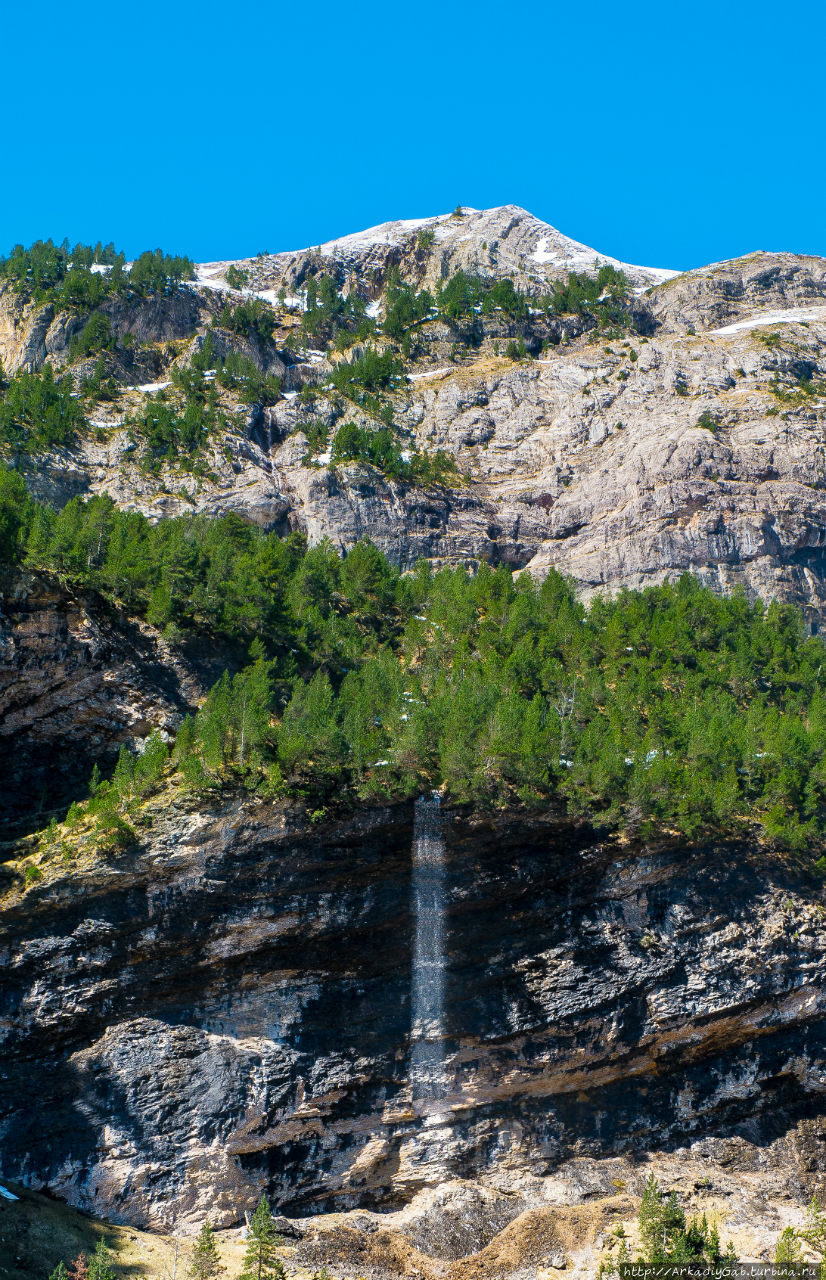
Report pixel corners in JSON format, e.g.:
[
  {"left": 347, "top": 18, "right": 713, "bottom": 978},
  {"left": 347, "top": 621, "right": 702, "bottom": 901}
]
[{"left": 2, "top": 799, "right": 825, "bottom": 1231}]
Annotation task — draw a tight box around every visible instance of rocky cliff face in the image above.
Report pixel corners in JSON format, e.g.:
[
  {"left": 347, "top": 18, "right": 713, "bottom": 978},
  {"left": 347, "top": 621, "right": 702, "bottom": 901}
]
[
  {"left": 0, "top": 571, "right": 211, "bottom": 834},
  {"left": 3, "top": 794, "right": 826, "bottom": 1242}
]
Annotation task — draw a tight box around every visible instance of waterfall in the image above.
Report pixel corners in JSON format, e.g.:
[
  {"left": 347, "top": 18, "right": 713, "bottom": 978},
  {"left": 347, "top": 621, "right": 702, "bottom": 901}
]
[{"left": 410, "top": 794, "right": 448, "bottom": 1106}]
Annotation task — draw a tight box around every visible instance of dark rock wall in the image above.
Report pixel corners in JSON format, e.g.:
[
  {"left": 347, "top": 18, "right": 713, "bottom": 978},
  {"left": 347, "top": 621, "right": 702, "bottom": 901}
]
[
  {"left": 0, "top": 572, "right": 205, "bottom": 835},
  {"left": 2, "top": 800, "right": 826, "bottom": 1230}
]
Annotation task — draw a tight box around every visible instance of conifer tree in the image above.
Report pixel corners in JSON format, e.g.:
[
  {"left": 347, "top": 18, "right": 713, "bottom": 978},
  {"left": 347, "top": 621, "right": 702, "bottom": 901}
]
[
  {"left": 239, "top": 1196, "right": 284, "bottom": 1280},
  {"left": 87, "top": 1239, "right": 116, "bottom": 1280},
  {"left": 188, "top": 1221, "right": 223, "bottom": 1280},
  {"left": 48, "top": 1264, "right": 69, "bottom": 1280}
]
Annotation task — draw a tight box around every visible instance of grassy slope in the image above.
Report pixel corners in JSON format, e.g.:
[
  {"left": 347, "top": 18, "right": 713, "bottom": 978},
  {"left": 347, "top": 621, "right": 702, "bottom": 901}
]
[
  {"left": 0, "top": 1181, "right": 177, "bottom": 1280},
  {"left": 0, "top": 1181, "right": 323, "bottom": 1280}
]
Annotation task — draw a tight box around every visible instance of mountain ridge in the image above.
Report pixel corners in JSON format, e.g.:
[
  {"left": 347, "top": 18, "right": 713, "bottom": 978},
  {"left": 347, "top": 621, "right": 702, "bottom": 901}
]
[{"left": 1, "top": 207, "right": 825, "bottom": 622}]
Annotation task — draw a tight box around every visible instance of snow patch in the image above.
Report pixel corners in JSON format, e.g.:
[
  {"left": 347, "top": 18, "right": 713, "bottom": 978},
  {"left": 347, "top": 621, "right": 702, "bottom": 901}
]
[
  {"left": 131, "top": 381, "right": 171, "bottom": 393},
  {"left": 530, "top": 234, "right": 677, "bottom": 284},
  {"left": 408, "top": 367, "right": 453, "bottom": 381},
  {"left": 294, "top": 214, "right": 447, "bottom": 257},
  {"left": 254, "top": 288, "right": 302, "bottom": 309},
  {"left": 710, "top": 306, "right": 826, "bottom": 335}
]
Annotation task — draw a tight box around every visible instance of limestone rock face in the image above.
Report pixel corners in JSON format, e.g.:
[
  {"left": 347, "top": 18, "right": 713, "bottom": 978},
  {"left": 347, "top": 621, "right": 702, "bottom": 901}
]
[
  {"left": 3, "top": 799, "right": 826, "bottom": 1233},
  {"left": 647, "top": 252, "right": 826, "bottom": 333}
]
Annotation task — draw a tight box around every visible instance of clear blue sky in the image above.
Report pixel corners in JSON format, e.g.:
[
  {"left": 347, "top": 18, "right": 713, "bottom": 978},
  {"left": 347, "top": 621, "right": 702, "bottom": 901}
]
[{"left": 3, "top": 0, "right": 823, "bottom": 271}]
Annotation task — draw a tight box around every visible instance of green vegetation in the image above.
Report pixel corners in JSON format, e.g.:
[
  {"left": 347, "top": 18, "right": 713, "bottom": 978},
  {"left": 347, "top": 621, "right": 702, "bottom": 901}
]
[
  {"left": 775, "top": 1197, "right": 826, "bottom": 1274},
  {"left": 600, "top": 1175, "right": 737, "bottom": 1277},
  {"left": 70, "top": 312, "right": 114, "bottom": 360},
  {"left": 47, "top": 1238, "right": 119, "bottom": 1280},
  {"left": 543, "top": 264, "right": 631, "bottom": 327},
  {"left": 239, "top": 1196, "right": 285, "bottom": 1280},
  {"left": 128, "top": 249, "right": 195, "bottom": 296},
  {"left": 5, "top": 468, "right": 826, "bottom": 853},
  {"left": 216, "top": 298, "right": 276, "bottom": 345},
  {"left": 188, "top": 1222, "right": 223, "bottom": 1280},
  {"left": 224, "top": 264, "right": 249, "bottom": 290},
  {"left": 770, "top": 368, "right": 826, "bottom": 404},
  {"left": 330, "top": 346, "right": 406, "bottom": 398},
  {"left": 301, "top": 274, "right": 374, "bottom": 349},
  {"left": 0, "top": 239, "right": 193, "bottom": 308},
  {"left": 301, "top": 417, "right": 330, "bottom": 456},
  {"left": 0, "top": 466, "right": 32, "bottom": 560},
  {"left": 125, "top": 336, "right": 282, "bottom": 472},
  {"left": 329, "top": 421, "right": 459, "bottom": 485},
  {"left": 127, "top": 387, "right": 227, "bottom": 474},
  {"left": 181, "top": 334, "right": 282, "bottom": 405},
  {"left": 0, "top": 365, "right": 86, "bottom": 453},
  {"left": 505, "top": 338, "right": 528, "bottom": 361},
  {"left": 378, "top": 264, "right": 633, "bottom": 351},
  {"left": 383, "top": 278, "right": 434, "bottom": 341},
  {"left": 48, "top": 736, "right": 170, "bottom": 856},
  {"left": 437, "top": 270, "right": 528, "bottom": 326},
  {"left": 79, "top": 356, "right": 122, "bottom": 406},
  {"left": 214, "top": 350, "right": 281, "bottom": 404}
]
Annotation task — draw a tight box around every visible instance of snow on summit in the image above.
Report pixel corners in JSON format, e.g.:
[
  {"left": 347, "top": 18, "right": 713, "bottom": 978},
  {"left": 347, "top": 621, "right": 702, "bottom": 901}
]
[{"left": 194, "top": 205, "right": 679, "bottom": 291}]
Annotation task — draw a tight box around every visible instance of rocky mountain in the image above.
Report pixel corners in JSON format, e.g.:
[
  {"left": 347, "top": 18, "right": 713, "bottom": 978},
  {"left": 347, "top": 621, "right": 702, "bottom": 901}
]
[
  {"left": 217, "top": 204, "right": 679, "bottom": 296},
  {"left": 3, "top": 208, "right": 826, "bottom": 1277},
  {"left": 3, "top": 206, "right": 825, "bottom": 625}
]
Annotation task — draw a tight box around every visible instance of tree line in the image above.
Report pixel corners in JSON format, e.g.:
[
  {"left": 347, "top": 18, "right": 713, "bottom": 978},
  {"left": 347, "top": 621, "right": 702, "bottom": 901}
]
[{"left": 0, "top": 239, "right": 195, "bottom": 308}]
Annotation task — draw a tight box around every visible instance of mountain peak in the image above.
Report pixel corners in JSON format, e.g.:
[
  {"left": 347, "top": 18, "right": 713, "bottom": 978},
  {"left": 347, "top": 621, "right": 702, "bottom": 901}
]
[{"left": 208, "top": 205, "right": 679, "bottom": 294}]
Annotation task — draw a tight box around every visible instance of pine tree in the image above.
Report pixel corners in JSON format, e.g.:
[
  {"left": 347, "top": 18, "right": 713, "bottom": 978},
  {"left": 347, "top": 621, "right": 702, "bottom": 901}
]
[
  {"left": 48, "top": 1264, "right": 69, "bottom": 1280},
  {"left": 776, "top": 1225, "right": 803, "bottom": 1266},
  {"left": 188, "top": 1221, "right": 223, "bottom": 1280},
  {"left": 239, "top": 1196, "right": 284, "bottom": 1280},
  {"left": 87, "top": 1239, "right": 116, "bottom": 1280}
]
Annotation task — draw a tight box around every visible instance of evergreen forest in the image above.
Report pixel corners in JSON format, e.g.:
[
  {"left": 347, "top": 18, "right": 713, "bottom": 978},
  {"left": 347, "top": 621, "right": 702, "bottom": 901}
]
[{"left": 3, "top": 464, "right": 826, "bottom": 854}]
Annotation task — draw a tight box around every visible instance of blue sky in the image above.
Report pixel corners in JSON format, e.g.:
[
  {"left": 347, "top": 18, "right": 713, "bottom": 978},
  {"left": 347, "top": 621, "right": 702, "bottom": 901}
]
[{"left": 2, "top": 0, "right": 823, "bottom": 271}]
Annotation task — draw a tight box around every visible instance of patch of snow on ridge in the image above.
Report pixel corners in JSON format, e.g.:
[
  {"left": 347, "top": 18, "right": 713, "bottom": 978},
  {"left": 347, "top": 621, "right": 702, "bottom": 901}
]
[
  {"left": 711, "top": 306, "right": 826, "bottom": 335},
  {"left": 530, "top": 233, "right": 678, "bottom": 284},
  {"left": 293, "top": 214, "right": 448, "bottom": 258},
  {"left": 408, "top": 367, "right": 453, "bottom": 381}
]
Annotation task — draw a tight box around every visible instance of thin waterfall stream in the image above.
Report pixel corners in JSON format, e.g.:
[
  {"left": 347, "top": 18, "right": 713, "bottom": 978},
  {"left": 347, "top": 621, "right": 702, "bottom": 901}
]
[{"left": 410, "top": 794, "right": 448, "bottom": 1108}]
